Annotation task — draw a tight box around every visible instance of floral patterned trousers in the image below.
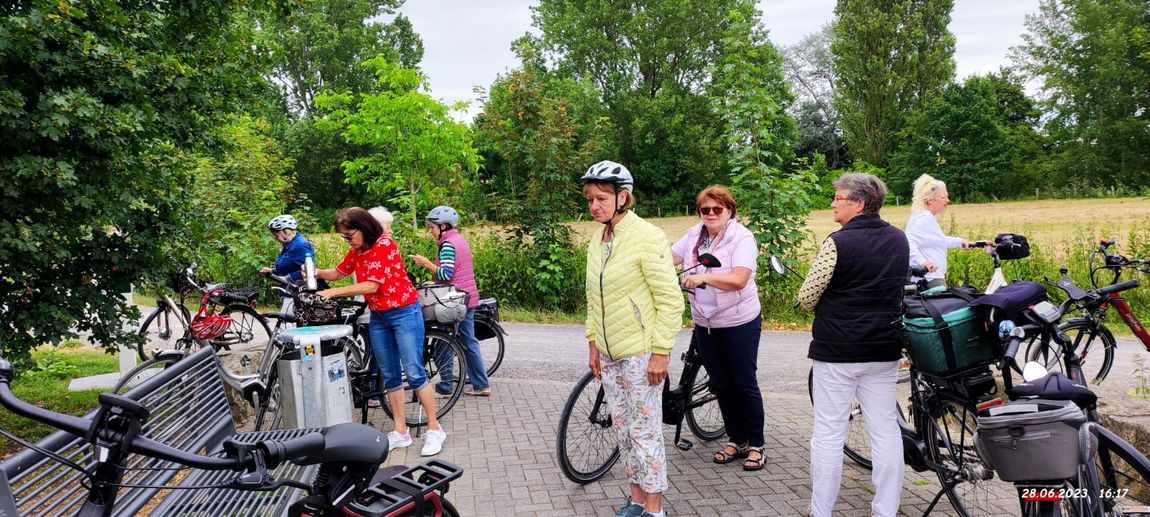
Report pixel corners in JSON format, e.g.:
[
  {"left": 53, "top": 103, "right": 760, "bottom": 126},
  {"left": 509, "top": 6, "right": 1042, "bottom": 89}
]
[{"left": 600, "top": 352, "right": 667, "bottom": 493}]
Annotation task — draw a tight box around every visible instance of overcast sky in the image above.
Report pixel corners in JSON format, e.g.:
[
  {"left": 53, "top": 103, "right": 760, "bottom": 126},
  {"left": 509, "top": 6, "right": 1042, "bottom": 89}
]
[{"left": 394, "top": 0, "right": 1041, "bottom": 119}]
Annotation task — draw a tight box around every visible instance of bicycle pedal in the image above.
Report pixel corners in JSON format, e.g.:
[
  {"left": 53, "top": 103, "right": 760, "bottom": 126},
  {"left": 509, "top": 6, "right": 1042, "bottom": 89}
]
[{"left": 675, "top": 439, "right": 693, "bottom": 451}]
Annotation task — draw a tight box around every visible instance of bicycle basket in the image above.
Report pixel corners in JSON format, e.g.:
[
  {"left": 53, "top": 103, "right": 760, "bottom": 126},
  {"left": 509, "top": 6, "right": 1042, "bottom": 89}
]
[
  {"left": 417, "top": 285, "right": 469, "bottom": 324},
  {"left": 294, "top": 292, "right": 340, "bottom": 326},
  {"left": 975, "top": 398, "right": 1093, "bottom": 482}
]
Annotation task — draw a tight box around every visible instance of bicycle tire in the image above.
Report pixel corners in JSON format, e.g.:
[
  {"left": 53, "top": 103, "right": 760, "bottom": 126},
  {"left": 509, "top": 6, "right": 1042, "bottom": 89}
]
[
  {"left": 113, "top": 354, "right": 182, "bottom": 394},
  {"left": 253, "top": 366, "right": 284, "bottom": 431},
  {"left": 379, "top": 330, "right": 466, "bottom": 428},
  {"left": 1093, "top": 424, "right": 1150, "bottom": 513},
  {"left": 1061, "top": 319, "right": 1116, "bottom": 385},
  {"left": 684, "top": 364, "right": 725, "bottom": 441},
  {"left": 137, "top": 304, "right": 193, "bottom": 362},
  {"left": 439, "top": 496, "right": 460, "bottom": 517},
  {"left": 556, "top": 370, "right": 620, "bottom": 484},
  {"left": 807, "top": 367, "right": 873, "bottom": 469},
  {"left": 925, "top": 397, "right": 1018, "bottom": 516},
  {"left": 473, "top": 316, "right": 505, "bottom": 377},
  {"left": 216, "top": 304, "right": 273, "bottom": 354}
]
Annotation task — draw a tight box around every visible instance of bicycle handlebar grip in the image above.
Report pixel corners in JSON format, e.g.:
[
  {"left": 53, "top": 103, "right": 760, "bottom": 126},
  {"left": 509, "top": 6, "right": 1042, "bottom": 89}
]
[
  {"left": 1003, "top": 336, "right": 1023, "bottom": 362},
  {"left": 258, "top": 432, "right": 326, "bottom": 470},
  {"left": 1097, "top": 279, "right": 1140, "bottom": 296}
]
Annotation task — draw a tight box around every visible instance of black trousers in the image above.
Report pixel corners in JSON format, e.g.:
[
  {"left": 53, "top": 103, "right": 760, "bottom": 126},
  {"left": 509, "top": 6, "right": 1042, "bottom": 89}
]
[{"left": 694, "top": 312, "right": 765, "bottom": 447}]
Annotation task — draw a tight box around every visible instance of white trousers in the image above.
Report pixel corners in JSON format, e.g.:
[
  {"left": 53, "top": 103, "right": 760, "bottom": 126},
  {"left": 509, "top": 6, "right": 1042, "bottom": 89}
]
[{"left": 809, "top": 360, "right": 904, "bottom": 517}]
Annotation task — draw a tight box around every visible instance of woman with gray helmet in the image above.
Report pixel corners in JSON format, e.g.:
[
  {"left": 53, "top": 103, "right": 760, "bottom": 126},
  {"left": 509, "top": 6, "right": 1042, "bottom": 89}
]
[
  {"left": 581, "top": 160, "right": 683, "bottom": 517},
  {"left": 259, "top": 214, "right": 315, "bottom": 321},
  {"left": 410, "top": 206, "right": 491, "bottom": 397}
]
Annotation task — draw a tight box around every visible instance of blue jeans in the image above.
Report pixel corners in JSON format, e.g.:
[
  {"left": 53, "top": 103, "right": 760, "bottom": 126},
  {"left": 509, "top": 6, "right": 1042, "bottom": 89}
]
[
  {"left": 369, "top": 303, "right": 428, "bottom": 393},
  {"left": 435, "top": 308, "right": 490, "bottom": 393}
]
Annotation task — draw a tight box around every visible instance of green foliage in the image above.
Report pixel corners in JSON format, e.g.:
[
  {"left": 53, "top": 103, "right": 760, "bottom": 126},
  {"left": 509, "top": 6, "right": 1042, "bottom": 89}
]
[
  {"left": 712, "top": 5, "right": 814, "bottom": 258},
  {"left": 1013, "top": 0, "right": 1150, "bottom": 188},
  {"left": 316, "top": 57, "right": 480, "bottom": 229},
  {"left": 258, "top": 0, "right": 426, "bottom": 213},
  {"left": 532, "top": 0, "right": 744, "bottom": 213},
  {"left": 832, "top": 0, "right": 956, "bottom": 168},
  {"left": 889, "top": 76, "right": 1016, "bottom": 200},
  {"left": 783, "top": 25, "right": 851, "bottom": 169},
  {"left": 469, "top": 234, "right": 586, "bottom": 313},
  {"left": 0, "top": 0, "right": 273, "bottom": 358},
  {"left": 182, "top": 116, "right": 300, "bottom": 290},
  {"left": 475, "top": 39, "right": 612, "bottom": 249}
]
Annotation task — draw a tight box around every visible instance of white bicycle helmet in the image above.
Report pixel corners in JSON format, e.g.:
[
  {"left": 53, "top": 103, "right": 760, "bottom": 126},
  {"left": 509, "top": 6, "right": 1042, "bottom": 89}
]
[
  {"left": 267, "top": 214, "right": 297, "bottom": 231},
  {"left": 580, "top": 160, "right": 633, "bottom": 192},
  {"left": 426, "top": 206, "right": 460, "bottom": 227}
]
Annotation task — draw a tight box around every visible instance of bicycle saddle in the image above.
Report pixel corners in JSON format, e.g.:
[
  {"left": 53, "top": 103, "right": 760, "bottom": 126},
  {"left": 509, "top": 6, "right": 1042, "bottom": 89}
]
[{"left": 1008, "top": 371, "right": 1097, "bottom": 409}]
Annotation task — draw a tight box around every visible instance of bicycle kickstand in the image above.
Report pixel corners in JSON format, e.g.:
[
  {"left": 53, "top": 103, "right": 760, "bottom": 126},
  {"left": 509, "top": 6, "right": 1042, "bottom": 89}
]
[{"left": 673, "top": 423, "right": 693, "bottom": 451}]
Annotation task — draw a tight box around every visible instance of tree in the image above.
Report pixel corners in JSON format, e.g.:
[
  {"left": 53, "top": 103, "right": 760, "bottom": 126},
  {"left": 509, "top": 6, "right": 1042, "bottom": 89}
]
[
  {"left": 783, "top": 26, "right": 850, "bottom": 169},
  {"left": 832, "top": 0, "right": 956, "bottom": 168},
  {"left": 713, "top": 5, "right": 814, "bottom": 258},
  {"left": 532, "top": 0, "right": 743, "bottom": 213},
  {"left": 259, "top": 0, "right": 425, "bottom": 213},
  {"left": 0, "top": 0, "right": 272, "bottom": 361},
  {"left": 316, "top": 57, "right": 480, "bottom": 228},
  {"left": 889, "top": 76, "right": 1014, "bottom": 200},
  {"left": 475, "top": 38, "right": 614, "bottom": 236},
  {"left": 1012, "top": 0, "right": 1150, "bottom": 187}
]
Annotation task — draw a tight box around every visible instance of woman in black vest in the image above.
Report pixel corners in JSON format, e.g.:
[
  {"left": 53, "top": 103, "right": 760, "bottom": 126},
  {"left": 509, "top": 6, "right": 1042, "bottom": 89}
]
[{"left": 797, "top": 173, "right": 908, "bottom": 517}]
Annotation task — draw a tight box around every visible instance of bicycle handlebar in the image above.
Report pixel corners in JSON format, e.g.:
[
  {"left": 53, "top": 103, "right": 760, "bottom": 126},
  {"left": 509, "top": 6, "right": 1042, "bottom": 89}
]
[
  {"left": 0, "top": 365, "right": 243, "bottom": 471},
  {"left": 1096, "top": 279, "right": 1140, "bottom": 297}
]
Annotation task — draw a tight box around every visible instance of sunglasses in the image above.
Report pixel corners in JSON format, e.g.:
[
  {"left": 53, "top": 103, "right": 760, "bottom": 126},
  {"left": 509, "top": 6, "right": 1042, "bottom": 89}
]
[
  {"left": 698, "top": 206, "right": 725, "bottom": 216},
  {"left": 340, "top": 229, "right": 359, "bottom": 242}
]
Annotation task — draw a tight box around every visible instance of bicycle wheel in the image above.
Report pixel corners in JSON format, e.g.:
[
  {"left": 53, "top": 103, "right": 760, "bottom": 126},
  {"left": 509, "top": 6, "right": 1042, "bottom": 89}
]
[
  {"left": 1093, "top": 424, "right": 1150, "bottom": 513},
  {"left": 381, "top": 331, "right": 466, "bottom": 428},
  {"left": 137, "top": 304, "right": 193, "bottom": 361},
  {"left": 684, "top": 365, "right": 725, "bottom": 441},
  {"left": 253, "top": 367, "right": 284, "bottom": 431},
  {"left": 807, "top": 367, "right": 873, "bottom": 469},
  {"left": 473, "top": 317, "right": 505, "bottom": 377},
  {"left": 113, "top": 354, "right": 182, "bottom": 394},
  {"left": 925, "top": 397, "right": 1019, "bottom": 516},
  {"left": 216, "top": 304, "right": 273, "bottom": 354},
  {"left": 1060, "top": 319, "right": 1116, "bottom": 385},
  {"left": 556, "top": 370, "right": 619, "bottom": 484}
]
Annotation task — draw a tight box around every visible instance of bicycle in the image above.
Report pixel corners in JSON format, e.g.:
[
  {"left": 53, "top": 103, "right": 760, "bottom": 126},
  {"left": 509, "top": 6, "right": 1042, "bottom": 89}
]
[
  {"left": 137, "top": 263, "right": 272, "bottom": 363},
  {"left": 554, "top": 253, "right": 725, "bottom": 484},
  {"left": 1025, "top": 240, "right": 1150, "bottom": 385},
  {"left": 261, "top": 274, "right": 468, "bottom": 432},
  {"left": 791, "top": 258, "right": 1020, "bottom": 516},
  {"left": 997, "top": 298, "right": 1150, "bottom": 516},
  {"left": 0, "top": 353, "right": 464, "bottom": 517}
]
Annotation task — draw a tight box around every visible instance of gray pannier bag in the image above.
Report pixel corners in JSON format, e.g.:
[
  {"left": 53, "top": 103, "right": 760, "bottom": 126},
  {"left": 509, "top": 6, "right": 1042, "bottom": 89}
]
[
  {"left": 417, "top": 284, "right": 469, "bottom": 323},
  {"left": 975, "top": 398, "right": 1094, "bottom": 482}
]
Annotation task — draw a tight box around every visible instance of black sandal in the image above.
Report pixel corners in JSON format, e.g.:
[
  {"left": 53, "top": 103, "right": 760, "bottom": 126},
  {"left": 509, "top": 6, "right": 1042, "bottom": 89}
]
[
  {"left": 743, "top": 446, "right": 765, "bottom": 471},
  {"left": 712, "top": 442, "right": 747, "bottom": 464}
]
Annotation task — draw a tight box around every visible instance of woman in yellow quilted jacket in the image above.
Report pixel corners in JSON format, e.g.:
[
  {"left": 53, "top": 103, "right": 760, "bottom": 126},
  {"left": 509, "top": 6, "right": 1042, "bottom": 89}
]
[{"left": 581, "top": 160, "right": 684, "bottom": 517}]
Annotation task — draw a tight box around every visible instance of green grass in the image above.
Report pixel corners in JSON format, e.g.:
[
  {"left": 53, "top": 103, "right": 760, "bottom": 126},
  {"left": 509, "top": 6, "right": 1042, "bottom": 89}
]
[
  {"left": 0, "top": 348, "right": 119, "bottom": 457},
  {"left": 500, "top": 306, "right": 587, "bottom": 325}
]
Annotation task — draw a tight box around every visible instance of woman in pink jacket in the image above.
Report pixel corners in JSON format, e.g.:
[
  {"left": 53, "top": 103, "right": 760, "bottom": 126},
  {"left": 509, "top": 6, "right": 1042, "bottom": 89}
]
[{"left": 671, "top": 185, "right": 765, "bottom": 472}]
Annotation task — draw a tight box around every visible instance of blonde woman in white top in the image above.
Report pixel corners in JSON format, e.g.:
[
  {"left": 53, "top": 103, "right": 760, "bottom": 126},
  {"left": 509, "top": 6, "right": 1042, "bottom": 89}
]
[{"left": 905, "top": 174, "right": 970, "bottom": 289}]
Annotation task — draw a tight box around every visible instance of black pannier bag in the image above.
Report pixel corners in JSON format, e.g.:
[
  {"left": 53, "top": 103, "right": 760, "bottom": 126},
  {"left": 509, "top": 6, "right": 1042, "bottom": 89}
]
[
  {"left": 903, "top": 287, "right": 997, "bottom": 377},
  {"left": 975, "top": 398, "right": 1093, "bottom": 482},
  {"left": 474, "top": 298, "right": 500, "bottom": 340},
  {"left": 995, "top": 233, "right": 1031, "bottom": 260},
  {"left": 966, "top": 280, "right": 1047, "bottom": 325}
]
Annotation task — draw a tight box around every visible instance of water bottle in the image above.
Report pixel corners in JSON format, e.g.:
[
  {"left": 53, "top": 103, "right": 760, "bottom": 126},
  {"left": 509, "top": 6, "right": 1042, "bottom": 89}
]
[{"left": 304, "top": 253, "right": 317, "bottom": 291}]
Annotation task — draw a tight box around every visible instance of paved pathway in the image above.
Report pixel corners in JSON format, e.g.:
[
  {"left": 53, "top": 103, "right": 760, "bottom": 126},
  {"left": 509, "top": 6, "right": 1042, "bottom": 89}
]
[{"left": 381, "top": 323, "right": 1066, "bottom": 516}]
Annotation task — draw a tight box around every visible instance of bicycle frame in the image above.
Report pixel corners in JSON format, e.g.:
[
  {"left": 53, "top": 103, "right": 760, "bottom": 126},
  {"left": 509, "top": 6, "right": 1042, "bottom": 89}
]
[{"left": 1099, "top": 293, "right": 1150, "bottom": 351}]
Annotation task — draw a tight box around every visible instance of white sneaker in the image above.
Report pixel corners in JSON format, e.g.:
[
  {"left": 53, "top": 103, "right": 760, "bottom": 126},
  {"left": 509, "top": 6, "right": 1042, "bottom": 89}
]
[
  {"left": 421, "top": 428, "right": 447, "bottom": 456},
  {"left": 387, "top": 431, "right": 412, "bottom": 451}
]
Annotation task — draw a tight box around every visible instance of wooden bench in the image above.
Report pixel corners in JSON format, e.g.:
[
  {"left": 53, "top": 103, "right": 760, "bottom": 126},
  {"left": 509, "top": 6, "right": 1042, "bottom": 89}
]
[{"left": 0, "top": 347, "right": 316, "bottom": 516}]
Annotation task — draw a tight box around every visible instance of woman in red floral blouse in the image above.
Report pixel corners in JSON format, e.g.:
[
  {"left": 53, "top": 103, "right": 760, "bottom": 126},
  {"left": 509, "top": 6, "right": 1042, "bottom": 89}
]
[{"left": 315, "top": 207, "right": 447, "bottom": 456}]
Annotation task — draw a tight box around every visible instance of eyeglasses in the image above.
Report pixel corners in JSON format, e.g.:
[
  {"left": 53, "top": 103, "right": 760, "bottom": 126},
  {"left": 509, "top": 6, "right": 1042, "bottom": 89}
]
[
  {"left": 340, "top": 229, "right": 359, "bottom": 242},
  {"left": 832, "top": 195, "right": 858, "bottom": 204},
  {"left": 699, "top": 206, "right": 725, "bottom": 216}
]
